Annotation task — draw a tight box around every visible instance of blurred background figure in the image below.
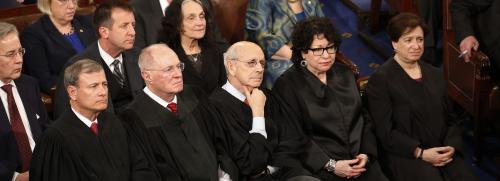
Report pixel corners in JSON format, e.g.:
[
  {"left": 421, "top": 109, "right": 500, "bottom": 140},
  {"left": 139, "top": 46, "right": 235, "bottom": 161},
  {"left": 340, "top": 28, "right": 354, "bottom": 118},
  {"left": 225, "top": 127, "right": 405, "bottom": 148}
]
[
  {"left": 21, "top": 0, "right": 96, "bottom": 94},
  {"left": 246, "top": 0, "right": 324, "bottom": 89}
]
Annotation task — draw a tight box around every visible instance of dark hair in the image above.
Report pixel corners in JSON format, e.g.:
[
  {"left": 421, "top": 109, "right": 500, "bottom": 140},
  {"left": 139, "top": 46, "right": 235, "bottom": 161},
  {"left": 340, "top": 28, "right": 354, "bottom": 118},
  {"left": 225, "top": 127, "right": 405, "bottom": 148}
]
[
  {"left": 157, "top": 0, "right": 215, "bottom": 49},
  {"left": 387, "top": 13, "right": 428, "bottom": 42},
  {"left": 93, "top": 0, "right": 134, "bottom": 38},
  {"left": 64, "top": 59, "right": 104, "bottom": 88},
  {"left": 290, "top": 17, "right": 340, "bottom": 67}
]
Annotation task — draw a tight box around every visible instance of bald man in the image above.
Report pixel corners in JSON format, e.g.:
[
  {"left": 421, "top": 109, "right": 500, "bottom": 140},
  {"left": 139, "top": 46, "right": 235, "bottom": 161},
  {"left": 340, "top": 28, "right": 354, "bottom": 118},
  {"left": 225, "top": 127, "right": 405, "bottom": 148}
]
[
  {"left": 120, "top": 44, "right": 232, "bottom": 181},
  {"left": 209, "top": 41, "right": 317, "bottom": 181}
]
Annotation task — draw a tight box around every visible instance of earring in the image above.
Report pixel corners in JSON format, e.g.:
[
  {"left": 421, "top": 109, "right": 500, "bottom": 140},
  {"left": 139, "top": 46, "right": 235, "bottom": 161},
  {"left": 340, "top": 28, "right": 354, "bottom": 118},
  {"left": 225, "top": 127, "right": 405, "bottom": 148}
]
[{"left": 300, "top": 60, "right": 307, "bottom": 67}]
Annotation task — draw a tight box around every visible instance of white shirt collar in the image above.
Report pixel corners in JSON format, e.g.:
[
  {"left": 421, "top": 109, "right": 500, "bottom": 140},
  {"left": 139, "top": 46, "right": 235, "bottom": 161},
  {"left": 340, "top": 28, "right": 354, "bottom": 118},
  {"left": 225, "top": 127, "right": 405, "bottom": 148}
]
[
  {"left": 159, "top": 0, "right": 169, "bottom": 16},
  {"left": 97, "top": 41, "right": 123, "bottom": 68},
  {"left": 71, "top": 108, "right": 98, "bottom": 128},
  {"left": 0, "top": 80, "right": 16, "bottom": 88},
  {"left": 222, "top": 81, "right": 246, "bottom": 102},
  {"left": 143, "top": 86, "right": 177, "bottom": 108}
]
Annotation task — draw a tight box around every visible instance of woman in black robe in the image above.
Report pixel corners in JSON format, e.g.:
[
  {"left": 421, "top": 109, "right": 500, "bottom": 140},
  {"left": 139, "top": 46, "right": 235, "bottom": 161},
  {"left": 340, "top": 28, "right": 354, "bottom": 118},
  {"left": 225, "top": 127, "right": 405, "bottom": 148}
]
[
  {"left": 158, "top": 0, "right": 226, "bottom": 94},
  {"left": 273, "top": 17, "right": 388, "bottom": 181},
  {"left": 365, "top": 13, "right": 478, "bottom": 181}
]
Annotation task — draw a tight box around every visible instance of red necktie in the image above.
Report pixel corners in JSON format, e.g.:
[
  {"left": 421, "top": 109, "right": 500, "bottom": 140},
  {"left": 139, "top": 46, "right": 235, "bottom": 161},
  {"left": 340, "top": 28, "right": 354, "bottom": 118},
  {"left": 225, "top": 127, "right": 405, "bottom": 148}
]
[
  {"left": 90, "top": 122, "right": 98, "bottom": 135},
  {"left": 1, "top": 84, "right": 32, "bottom": 171},
  {"left": 243, "top": 98, "right": 249, "bottom": 105},
  {"left": 167, "top": 102, "right": 178, "bottom": 115}
]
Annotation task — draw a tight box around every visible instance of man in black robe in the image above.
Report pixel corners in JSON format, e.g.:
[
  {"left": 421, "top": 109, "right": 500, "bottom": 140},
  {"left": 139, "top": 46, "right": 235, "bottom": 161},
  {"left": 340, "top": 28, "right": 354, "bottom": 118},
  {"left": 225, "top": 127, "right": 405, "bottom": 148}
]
[
  {"left": 209, "top": 41, "right": 316, "bottom": 181},
  {"left": 30, "top": 59, "right": 157, "bottom": 181},
  {"left": 120, "top": 44, "right": 232, "bottom": 181}
]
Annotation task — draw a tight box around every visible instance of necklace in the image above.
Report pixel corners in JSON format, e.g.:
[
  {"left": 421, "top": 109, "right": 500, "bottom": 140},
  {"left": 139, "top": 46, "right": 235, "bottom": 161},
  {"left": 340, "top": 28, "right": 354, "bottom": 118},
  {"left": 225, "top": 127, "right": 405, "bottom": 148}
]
[
  {"left": 189, "top": 53, "right": 200, "bottom": 62},
  {"left": 288, "top": 0, "right": 300, "bottom": 3},
  {"left": 61, "top": 26, "right": 74, "bottom": 36}
]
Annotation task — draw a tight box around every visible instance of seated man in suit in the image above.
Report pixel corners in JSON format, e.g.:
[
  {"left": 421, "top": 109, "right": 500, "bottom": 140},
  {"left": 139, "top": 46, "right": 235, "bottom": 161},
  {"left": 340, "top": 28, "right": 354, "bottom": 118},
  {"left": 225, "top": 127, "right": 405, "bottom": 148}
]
[
  {"left": 54, "top": 1, "right": 144, "bottom": 118},
  {"left": 120, "top": 43, "right": 233, "bottom": 181},
  {"left": 209, "top": 41, "right": 316, "bottom": 181},
  {"left": 30, "top": 59, "right": 157, "bottom": 181},
  {"left": 0, "top": 21, "right": 48, "bottom": 181}
]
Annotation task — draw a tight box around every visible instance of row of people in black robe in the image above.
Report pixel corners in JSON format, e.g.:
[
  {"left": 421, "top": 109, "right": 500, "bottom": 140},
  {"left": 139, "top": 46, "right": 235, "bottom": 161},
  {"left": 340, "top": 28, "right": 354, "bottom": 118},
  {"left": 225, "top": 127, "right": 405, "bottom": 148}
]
[{"left": 1, "top": 2, "right": 481, "bottom": 179}]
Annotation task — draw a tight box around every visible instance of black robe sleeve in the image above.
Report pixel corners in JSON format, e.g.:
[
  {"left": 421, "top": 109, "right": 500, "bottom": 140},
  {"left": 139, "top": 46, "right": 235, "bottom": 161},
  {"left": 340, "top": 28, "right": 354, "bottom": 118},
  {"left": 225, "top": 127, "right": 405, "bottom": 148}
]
[{"left": 30, "top": 129, "right": 96, "bottom": 181}]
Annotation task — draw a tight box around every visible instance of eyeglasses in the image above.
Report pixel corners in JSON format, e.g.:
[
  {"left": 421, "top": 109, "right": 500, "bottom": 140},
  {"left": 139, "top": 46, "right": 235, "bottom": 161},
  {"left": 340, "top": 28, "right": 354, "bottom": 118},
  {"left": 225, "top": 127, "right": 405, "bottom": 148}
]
[
  {"left": 0, "top": 48, "right": 25, "bottom": 58},
  {"left": 55, "top": 0, "right": 78, "bottom": 6},
  {"left": 232, "top": 59, "right": 266, "bottom": 68},
  {"left": 308, "top": 45, "right": 337, "bottom": 56},
  {"left": 144, "top": 62, "right": 185, "bottom": 75}
]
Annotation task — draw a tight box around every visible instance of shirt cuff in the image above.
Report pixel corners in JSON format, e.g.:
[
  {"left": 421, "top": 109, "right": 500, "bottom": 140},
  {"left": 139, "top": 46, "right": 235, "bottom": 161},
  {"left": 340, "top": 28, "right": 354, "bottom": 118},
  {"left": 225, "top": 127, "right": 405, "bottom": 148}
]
[
  {"left": 12, "top": 172, "right": 19, "bottom": 181},
  {"left": 218, "top": 166, "right": 232, "bottom": 181},
  {"left": 249, "top": 117, "right": 267, "bottom": 138},
  {"left": 268, "top": 166, "right": 280, "bottom": 174}
]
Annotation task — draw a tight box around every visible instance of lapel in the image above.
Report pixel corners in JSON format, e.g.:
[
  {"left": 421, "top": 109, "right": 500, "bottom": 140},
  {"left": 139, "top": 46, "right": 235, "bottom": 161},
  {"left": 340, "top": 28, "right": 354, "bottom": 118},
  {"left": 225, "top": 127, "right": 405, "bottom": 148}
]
[
  {"left": 122, "top": 49, "right": 144, "bottom": 96},
  {"left": 73, "top": 16, "right": 94, "bottom": 47},
  {"left": 150, "top": 0, "right": 164, "bottom": 17},
  {"left": 135, "top": 92, "right": 179, "bottom": 127},
  {"left": 0, "top": 96, "right": 10, "bottom": 134},
  {"left": 198, "top": 46, "right": 214, "bottom": 80},
  {"left": 40, "top": 15, "right": 76, "bottom": 55},
  {"left": 301, "top": 0, "right": 318, "bottom": 17},
  {"left": 14, "top": 78, "right": 42, "bottom": 141},
  {"left": 275, "top": 0, "right": 297, "bottom": 24}
]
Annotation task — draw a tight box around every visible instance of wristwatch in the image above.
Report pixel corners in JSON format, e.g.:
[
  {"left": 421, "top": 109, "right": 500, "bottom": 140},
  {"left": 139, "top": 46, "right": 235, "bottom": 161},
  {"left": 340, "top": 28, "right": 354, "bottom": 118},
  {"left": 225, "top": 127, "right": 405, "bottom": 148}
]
[{"left": 325, "top": 159, "right": 336, "bottom": 172}]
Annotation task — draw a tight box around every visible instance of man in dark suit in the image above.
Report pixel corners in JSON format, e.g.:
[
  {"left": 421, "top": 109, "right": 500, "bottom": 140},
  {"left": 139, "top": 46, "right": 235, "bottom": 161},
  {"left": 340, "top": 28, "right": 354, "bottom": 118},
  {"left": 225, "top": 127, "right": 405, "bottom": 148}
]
[
  {"left": 120, "top": 44, "right": 232, "bottom": 180},
  {"left": 130, "top": 0, "right": 228, "bottom": 49},
  {"left": 0, "top": 22, "right": 48, "bottom": 181},
  {"left": 54, "top": 1, "right": 144, "bottom": 118},
  {"left": 450, "top": 0, "right": 500, "bottom": 78},
  {"left": 30, "top": 59, "right": 157, "bottom": 181}
]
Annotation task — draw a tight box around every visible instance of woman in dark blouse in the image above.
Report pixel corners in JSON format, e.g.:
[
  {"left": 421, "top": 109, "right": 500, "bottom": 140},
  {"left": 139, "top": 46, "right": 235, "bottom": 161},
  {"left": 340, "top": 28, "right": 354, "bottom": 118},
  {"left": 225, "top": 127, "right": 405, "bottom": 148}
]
[
  {"left": 158, "top": 0, "right": 225, "bottom": 94},
  {"left": 273, "top": 17, "right": 388, "bottom": 181},
  {"left": 21, "top": 0, "right": 96, "bottom": 93},
  {"left": 365, "top": 13, "right": 478, "bottom": 181}
]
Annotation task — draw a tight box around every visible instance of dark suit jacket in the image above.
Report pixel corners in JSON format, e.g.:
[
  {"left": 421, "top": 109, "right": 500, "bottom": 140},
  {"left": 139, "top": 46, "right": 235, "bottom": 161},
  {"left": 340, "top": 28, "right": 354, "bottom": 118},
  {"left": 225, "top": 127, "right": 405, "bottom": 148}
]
[
  {"left": 53, "top": 41, "right": 144, "bottom": 119},
  {"left": 131, "top": 0, "right": 229, "bottom": 50},
  {"left": 366, "top": 58, "right": 477, "bottom": 181},
  {"left": 0, "top": 75, "right": 48, "bottom": 180},
  {"left": 21, "top": 15, "right": 97, "bottom": 93},
  {"left": 450, "top": 0, "right": 500, "bottom": 73}
]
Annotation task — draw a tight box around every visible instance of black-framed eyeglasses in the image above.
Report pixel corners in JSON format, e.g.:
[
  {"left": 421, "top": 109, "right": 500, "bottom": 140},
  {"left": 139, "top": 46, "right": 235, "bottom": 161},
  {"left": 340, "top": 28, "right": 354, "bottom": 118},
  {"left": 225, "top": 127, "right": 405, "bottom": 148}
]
[
  {"left": 232, "top": 58, "right": 266, "bottom": 68},
  {"left": 0, "top": 48, "right": 25, "bottom": 58},
  {"left": 308, "top": 45, "right": 337, "bottom": 56},
  {"left": 144, "top": 62, "right": 185, "bottom": 75}
]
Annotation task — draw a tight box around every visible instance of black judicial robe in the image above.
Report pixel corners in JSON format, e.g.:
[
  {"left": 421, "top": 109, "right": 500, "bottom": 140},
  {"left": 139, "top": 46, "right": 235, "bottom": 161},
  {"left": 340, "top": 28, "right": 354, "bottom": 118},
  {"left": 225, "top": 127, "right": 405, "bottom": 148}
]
[
  {"left": 120, "top": 85, "right": 224, "bottom": 181},
  {"left": 365, "top": 58, "right": 478, "bottom": 181},
  {"left": 30, "top": 110, "right": 155, "bottom": 181},
  {"left": 209, "top": 88, "right": 309, "bottom": 181},
  {"left": 273, "top": 64, "right": 387, "bottom": 181}
]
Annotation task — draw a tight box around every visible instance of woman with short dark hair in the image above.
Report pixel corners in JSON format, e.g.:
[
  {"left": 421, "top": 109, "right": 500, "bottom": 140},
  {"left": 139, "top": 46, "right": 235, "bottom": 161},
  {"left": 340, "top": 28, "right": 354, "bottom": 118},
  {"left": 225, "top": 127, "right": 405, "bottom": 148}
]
[
  {"left": 366, "top": 13, "right": 478, "bottom": 181},
  {"left": 273, "top": 17, "right": 388, "bottom": 181}
]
